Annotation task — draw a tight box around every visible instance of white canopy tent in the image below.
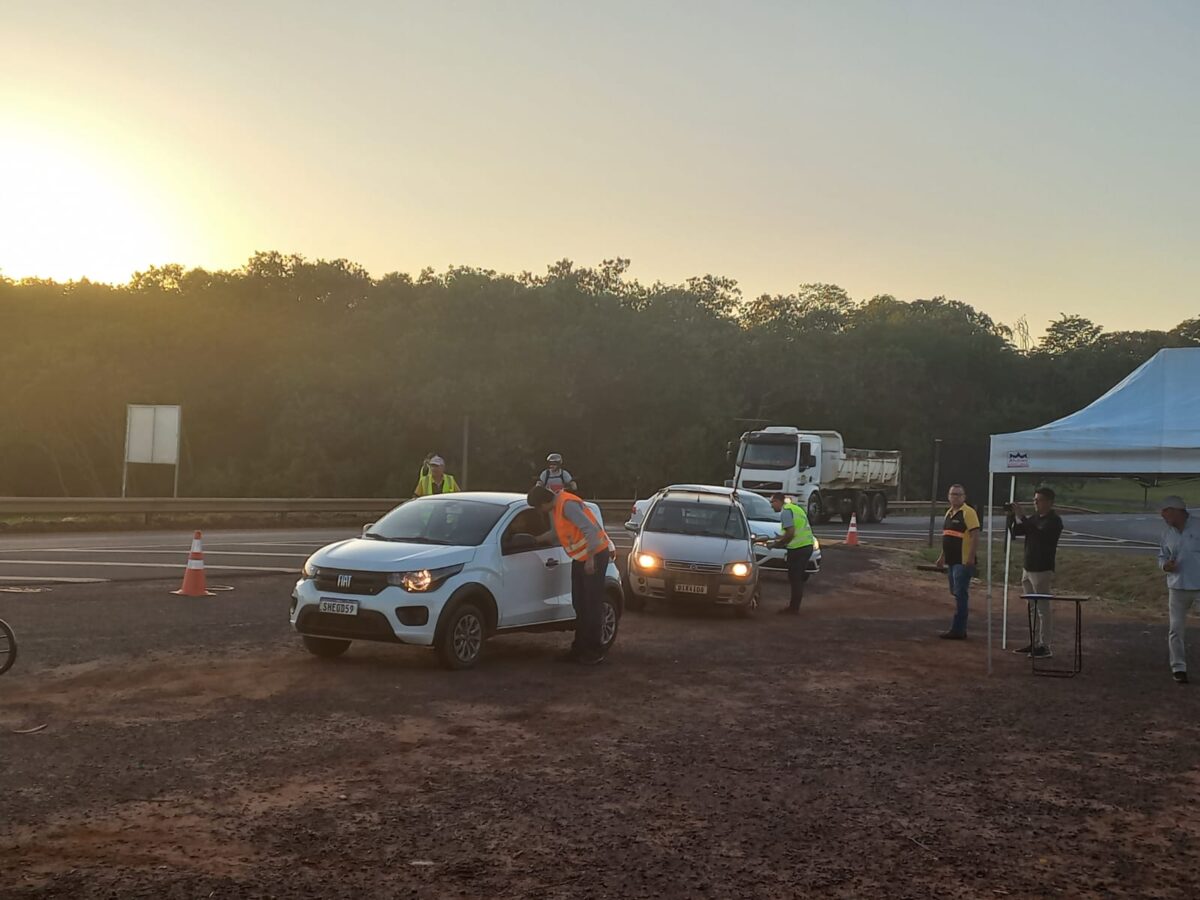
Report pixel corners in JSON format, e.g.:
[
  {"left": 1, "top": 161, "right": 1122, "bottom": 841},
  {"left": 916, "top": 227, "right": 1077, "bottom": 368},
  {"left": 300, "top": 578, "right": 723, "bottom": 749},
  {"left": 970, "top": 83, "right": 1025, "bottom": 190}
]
[{"left": 984, "top": 347, "right": 1200, "bottom": 672}]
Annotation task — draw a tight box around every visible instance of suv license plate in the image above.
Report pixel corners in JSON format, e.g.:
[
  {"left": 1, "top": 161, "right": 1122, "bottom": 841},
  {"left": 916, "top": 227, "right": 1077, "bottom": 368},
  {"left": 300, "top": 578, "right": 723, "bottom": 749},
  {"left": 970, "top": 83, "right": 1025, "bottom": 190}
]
[
  {"left": 675, "top": 583, "right": 708, "bottom": 595},
  {"left": 319, "top": 599, "right": 359, "bottom": 616}
]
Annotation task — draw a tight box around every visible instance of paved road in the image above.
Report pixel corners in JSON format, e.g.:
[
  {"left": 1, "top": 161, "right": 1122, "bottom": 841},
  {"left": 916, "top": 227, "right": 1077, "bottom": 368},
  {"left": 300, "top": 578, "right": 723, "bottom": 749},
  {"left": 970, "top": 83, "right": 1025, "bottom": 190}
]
[{"left": 0, "top": 512, "right": 1166, "bottom": 586}]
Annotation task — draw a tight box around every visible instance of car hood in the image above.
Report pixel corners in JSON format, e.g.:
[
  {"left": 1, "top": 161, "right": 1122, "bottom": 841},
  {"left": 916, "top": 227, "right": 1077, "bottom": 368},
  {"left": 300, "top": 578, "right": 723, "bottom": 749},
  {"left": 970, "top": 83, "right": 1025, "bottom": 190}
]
[
  {"left": 636, "top": 531, "right": 748, "bottom": 564},
  {"left": 312, "top": 539, "right": 475, "bottom": 572}
]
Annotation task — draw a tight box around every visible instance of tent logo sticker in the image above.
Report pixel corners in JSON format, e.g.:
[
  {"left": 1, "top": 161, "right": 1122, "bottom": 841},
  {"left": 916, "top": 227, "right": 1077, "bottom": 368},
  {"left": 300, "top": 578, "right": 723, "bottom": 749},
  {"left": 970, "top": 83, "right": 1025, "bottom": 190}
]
[{"left": 1007, "top": 452, "right": 1030, "bottom": 469}]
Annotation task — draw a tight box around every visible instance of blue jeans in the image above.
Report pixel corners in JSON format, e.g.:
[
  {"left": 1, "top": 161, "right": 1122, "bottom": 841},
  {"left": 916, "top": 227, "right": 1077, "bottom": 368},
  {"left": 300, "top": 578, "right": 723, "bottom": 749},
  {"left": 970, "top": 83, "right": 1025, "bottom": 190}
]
[
  {"left": 571, "top": 550, "right": 610, "bottom": 656},
  {"left": 946, "top": 564, "right": 975, "bottom": 635}
]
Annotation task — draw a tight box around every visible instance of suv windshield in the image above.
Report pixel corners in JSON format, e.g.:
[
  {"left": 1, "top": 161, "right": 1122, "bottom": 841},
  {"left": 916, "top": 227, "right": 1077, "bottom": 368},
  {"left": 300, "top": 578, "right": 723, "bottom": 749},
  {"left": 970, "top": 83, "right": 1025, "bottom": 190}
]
[
  {"left": 737, "top": 492, "right": 779, "bottom": 522},
  {"left": 645, "top": 499, "right": 748, "bottom": 540},
  {"left": 738, "top": 439, "right": 797, "bottom": 470},
  {"left": 369, "top": 498, "right": 505, "bottom": 546}
]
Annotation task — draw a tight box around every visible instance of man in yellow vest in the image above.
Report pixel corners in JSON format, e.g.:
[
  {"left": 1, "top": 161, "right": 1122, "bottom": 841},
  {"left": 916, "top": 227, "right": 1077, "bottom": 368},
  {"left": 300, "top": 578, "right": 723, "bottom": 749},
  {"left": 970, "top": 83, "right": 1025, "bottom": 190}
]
[
  {"left": 768, "top": 492, "right": 816, "bottom": 615},
  {"left": 414, "top": 455, "right": 460, "bottom": 497},
  {"left": 528, "top": 484, "right": 614, "bottom": 664}
]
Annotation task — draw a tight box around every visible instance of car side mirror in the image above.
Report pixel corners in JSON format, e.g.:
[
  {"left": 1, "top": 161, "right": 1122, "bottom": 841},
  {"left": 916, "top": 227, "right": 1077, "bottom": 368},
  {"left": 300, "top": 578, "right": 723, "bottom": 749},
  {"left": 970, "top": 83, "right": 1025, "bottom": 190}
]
[
  {"left": 805, "top": 454, "right": 817, "bottom": 468},
  {"left": 362, "top": 522, "right": 375, "bottom": 536},
  {"left": 624, "top": 522, "right": 639, "bottom": 534}
]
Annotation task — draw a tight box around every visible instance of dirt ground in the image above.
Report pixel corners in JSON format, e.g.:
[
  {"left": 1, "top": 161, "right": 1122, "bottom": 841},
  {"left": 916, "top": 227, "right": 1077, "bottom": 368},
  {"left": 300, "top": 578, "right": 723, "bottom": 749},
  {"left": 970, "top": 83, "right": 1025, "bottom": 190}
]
[{"left": 3, "top": 546, "right": 1200, "bottom": 898}]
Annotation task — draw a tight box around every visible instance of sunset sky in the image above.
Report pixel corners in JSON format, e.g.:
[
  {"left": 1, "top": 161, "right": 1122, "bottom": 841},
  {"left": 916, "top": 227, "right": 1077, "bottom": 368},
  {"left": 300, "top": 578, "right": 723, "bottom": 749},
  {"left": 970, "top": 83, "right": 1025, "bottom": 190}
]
[{"left": 2, "top": 0, "right": 1197, "bottom": 333}]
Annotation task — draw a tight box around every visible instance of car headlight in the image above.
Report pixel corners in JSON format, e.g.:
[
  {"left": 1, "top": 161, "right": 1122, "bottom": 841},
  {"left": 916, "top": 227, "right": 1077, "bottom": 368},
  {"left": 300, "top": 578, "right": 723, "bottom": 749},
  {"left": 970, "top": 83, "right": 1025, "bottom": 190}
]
[
  {"left": 635, "top": 553, "right": 660, "bottom": 570},
  {"left": 387, "top": 563, "right": 464, "bottom": 592},
  {"left": 302, "top": 559, "right": 321, "bottom": 579},
  {"left": 728, "top": 561, "right": 752, "bottom": 578}
]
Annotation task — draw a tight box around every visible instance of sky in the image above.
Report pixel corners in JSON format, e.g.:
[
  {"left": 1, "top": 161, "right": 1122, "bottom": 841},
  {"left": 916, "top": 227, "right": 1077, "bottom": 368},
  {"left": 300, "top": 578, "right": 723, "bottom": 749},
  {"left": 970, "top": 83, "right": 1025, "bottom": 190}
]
[{"left": 2, "top": 0, "right": 1198, "bottom": 334}]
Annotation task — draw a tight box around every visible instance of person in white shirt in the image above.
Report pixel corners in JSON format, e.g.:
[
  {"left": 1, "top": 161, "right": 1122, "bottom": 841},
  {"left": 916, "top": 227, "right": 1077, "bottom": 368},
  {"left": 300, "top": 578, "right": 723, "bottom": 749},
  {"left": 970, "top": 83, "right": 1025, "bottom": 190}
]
[{"left": 1159, "top": 495, "right": 1200, "bottom": 684}]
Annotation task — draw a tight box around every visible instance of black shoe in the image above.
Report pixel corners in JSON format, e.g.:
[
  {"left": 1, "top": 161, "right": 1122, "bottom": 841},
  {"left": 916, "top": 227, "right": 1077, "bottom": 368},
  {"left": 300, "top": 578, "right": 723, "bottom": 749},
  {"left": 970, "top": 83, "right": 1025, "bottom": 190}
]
[
  {"left": 1013, "top": 644, "right": 1033, "bottom": 655},
  {"left": 1031, "top": 646, "right": 1053, "bottom": 659},
  {"left": 1174, "top": 671, "right": 1189, "bottom": 684},
  {"left": 777, "top": 607, "right": 799, "bottom": 615},
  {"left": 939, "top": 631, "right": 967, "bottom": 640}
]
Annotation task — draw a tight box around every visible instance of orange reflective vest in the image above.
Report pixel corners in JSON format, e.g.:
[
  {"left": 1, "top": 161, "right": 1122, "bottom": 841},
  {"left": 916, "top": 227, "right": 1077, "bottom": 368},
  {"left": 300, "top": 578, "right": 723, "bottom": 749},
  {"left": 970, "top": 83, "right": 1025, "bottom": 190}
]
[{"left": 553, "top": 491, "right": 613, "bottom": 561}]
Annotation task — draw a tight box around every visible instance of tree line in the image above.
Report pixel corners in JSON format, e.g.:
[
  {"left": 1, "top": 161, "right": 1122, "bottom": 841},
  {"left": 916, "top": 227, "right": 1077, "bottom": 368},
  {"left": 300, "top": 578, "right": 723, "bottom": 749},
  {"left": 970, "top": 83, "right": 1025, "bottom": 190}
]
[{"left": 2, "top": 253, "right": 1196, "bottom": 500}]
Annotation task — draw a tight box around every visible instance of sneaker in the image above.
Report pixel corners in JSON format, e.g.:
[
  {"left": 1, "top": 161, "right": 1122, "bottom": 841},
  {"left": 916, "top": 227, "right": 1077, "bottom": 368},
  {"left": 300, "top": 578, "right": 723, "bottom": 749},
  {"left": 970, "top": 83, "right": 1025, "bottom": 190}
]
[
  {"left": 1031, "top": 646, "right": 1053, "bottom": 659},
  {"left": 1012, "top": 644, "right": 1033, "bottom": 655},
  {"left": 939, "top": 631, "right": 967, "bottom": 640},
  {"left": 1174, "top": 671, "right": 1189, "bottom": 684}
]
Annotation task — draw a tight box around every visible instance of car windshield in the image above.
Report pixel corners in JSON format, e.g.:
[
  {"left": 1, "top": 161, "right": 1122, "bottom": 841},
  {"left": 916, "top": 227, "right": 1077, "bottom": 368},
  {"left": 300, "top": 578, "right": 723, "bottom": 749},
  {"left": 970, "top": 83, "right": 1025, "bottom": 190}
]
[
  {"left": 737, "top": 492, "right": 780, "bottom": 522},
  {"left": 645, "top": 499, "right": 748, "bottom": 540},
  {"left": 738, "top": 439, "right": 797, "bottom": 470},
  {"left": 369, "top": 498, "right": 506, "bottom": 546}
]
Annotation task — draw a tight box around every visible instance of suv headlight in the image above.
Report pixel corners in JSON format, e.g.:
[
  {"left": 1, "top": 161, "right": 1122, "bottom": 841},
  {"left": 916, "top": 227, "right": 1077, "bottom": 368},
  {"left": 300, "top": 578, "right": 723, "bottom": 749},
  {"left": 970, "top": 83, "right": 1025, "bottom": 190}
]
[
  {"left": 387, "top": 563, "right": 464, "bottom": 592},
  {"left": 302, "top": 559, "right": 321, "bottom": 580},
  {"left": 726, "top": 561, "right": 752, "bottom": 578}
]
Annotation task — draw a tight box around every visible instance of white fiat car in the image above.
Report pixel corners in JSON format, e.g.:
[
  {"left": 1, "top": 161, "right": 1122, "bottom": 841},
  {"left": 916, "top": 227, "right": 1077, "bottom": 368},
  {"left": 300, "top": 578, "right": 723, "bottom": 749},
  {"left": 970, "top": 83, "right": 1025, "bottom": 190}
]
[{"left": 291, "top": 492, "right": 623, "bottom": 669}]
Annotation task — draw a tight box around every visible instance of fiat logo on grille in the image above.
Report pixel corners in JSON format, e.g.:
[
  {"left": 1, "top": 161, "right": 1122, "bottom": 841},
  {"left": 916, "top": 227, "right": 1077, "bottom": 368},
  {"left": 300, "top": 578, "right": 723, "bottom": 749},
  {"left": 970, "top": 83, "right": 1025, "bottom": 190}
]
[{"left": 337, "top": 574, "right": 352, "bottom": 588}]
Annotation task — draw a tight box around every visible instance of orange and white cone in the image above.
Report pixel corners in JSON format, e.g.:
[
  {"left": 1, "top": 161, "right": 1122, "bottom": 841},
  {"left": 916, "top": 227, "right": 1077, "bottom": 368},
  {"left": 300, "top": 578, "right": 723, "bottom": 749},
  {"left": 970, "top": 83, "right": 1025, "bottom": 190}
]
[
  {"left": 172, "top": 530, "right": 215, "bottom": 596},
  {"left": 845, "top": 513, "right": 860, "bottom": 547}
]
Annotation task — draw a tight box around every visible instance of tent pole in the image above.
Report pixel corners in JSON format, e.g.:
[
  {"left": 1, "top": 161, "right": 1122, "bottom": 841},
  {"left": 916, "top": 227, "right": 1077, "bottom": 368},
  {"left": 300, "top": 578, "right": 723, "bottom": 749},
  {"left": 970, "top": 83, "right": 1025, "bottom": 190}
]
[
  {"left": 986, "top": 473, "right": 994, "bottom": 676},
  {"left": 1002, "top": 477, "right": 1016, "bottom": 648}
]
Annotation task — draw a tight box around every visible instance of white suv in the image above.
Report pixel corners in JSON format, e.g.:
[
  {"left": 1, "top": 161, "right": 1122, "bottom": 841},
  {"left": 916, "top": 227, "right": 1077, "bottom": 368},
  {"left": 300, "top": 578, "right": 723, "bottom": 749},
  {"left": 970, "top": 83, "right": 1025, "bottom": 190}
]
[{"left": 290, "top": 492, "right": 623, "bottom": 669}]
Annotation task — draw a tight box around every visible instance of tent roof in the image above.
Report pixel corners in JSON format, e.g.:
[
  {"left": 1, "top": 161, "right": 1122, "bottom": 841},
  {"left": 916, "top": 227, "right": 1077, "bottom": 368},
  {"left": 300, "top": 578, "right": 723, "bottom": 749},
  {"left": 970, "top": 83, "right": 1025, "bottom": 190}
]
[{"left": 989, "top": 347, "right": 1200, "bottom": 475}]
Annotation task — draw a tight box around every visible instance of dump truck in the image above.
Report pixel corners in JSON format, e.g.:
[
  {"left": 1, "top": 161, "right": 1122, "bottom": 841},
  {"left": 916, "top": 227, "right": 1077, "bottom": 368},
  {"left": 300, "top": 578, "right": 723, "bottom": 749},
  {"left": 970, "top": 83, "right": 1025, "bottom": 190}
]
[{"left": 731, "top": 427, "right": 901, "bottom": 525}]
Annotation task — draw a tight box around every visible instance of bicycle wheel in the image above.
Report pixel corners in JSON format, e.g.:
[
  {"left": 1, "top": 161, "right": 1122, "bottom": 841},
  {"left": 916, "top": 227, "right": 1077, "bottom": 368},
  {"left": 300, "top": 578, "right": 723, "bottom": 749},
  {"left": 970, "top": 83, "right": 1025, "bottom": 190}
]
[{"left": 0, "top": 618, "right": 16, "bottom": 675}]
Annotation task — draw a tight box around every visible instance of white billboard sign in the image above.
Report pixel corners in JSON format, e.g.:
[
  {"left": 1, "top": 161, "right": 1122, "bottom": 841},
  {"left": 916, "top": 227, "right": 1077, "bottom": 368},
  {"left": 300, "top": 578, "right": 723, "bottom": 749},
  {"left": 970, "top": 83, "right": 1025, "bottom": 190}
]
[{"left": 123, "top": 405, "right": 182, "bottom": 496}]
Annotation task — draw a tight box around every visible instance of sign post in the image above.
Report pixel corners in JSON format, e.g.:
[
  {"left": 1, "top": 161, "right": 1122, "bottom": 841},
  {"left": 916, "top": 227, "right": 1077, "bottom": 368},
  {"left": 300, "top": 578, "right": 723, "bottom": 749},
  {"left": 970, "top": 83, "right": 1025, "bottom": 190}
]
[{"left": 122, "top": 405, "right": 182, "bottom": 497}]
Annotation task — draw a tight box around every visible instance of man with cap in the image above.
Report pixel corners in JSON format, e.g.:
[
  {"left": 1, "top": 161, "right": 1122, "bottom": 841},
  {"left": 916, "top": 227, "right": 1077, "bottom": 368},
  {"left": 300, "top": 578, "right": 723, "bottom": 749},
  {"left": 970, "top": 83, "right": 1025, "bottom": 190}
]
[
  {"left": 535, "top": 453, "right": 577, "bottom": 494},
  {"left": 414, "top": 455, "right": 460, "bottom": 497},
  {"left": 1159, "top": 495, "right": 1200, "bottom": 684}
]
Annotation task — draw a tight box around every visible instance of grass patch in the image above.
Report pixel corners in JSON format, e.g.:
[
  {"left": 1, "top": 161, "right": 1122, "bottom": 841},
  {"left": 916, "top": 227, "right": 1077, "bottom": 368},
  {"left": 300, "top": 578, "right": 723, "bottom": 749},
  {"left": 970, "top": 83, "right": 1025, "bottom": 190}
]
[{"left": 913, "top": 543, "right": 1167, "bottom": 617}]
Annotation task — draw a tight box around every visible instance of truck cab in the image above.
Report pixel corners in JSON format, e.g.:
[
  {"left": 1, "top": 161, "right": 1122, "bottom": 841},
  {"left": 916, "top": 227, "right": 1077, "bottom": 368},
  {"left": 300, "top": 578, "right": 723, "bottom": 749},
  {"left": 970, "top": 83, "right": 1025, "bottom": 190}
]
[{"left": 733, "top": 427, "right": 900, "bottom": 525}]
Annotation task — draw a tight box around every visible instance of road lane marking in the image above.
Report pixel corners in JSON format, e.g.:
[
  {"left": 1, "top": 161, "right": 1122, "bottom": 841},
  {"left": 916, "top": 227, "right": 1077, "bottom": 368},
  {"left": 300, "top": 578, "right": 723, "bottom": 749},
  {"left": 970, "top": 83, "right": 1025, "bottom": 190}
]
[
  {"left": 0, "top": 548, "right": 308, "bottom": 558},
  {"left": 0, "top": 560, "right": 298, "bottom": 573},
  {"left": 0, "top": 575, "right": 110, "bottom": 583}
]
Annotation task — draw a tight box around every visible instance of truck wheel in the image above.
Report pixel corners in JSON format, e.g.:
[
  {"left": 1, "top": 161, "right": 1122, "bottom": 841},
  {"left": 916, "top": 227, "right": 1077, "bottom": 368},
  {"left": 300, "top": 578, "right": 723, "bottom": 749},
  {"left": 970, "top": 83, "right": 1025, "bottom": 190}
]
[
  {"left": 856, "top": 492, "right": 872, "bottom": 524},
  {"left": 806, "top": 493, "right": 823, "bottom": 526},
  {"left": 840, "top": 495, "right": 853, "bottom": 525},
  {"left": 871, "top": 493, "right": 888, "bottom": 522}
]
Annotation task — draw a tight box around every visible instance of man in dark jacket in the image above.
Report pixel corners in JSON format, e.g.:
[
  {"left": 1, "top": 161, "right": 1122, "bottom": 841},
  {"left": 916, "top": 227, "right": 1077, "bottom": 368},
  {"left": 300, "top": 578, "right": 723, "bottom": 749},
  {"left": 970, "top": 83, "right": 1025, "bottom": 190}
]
[{"left": 1008, "top": 486, "right": 1064, "bottom": 658}]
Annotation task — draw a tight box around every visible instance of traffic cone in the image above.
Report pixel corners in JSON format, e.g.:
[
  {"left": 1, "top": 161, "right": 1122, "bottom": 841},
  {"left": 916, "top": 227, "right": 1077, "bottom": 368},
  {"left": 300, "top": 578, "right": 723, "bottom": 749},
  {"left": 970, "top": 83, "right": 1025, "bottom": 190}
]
[
  {"left": 172, "top": 530, "right": 215, "bottom": 596},
  {"left": 845, "top": 513, "right": 860, "bottom": 547}
]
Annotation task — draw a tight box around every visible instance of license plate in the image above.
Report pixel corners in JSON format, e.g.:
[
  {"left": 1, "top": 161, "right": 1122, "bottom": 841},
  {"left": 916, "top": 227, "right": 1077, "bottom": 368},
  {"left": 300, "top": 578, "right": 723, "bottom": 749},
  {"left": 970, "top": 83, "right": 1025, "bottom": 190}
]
[
  {"left": 675, "top": 583, "right": 708, "bottom": 595},
  {"left": 319, "top": 599, "right": 359, "bottom": 616}
]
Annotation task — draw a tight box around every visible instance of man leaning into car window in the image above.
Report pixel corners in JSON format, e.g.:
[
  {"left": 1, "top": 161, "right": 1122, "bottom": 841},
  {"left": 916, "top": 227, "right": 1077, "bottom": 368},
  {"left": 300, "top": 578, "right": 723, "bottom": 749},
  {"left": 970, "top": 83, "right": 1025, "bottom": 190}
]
[{"left": 528, "top": 485, "right": 613, "bottom": 666}]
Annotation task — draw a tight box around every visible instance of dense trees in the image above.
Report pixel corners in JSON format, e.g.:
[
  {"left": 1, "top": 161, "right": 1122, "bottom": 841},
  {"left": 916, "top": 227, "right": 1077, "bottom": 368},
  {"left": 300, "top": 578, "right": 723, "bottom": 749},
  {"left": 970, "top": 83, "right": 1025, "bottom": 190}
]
[{"left": 1, "top": 256, "right": 1195, "bottom": 499}]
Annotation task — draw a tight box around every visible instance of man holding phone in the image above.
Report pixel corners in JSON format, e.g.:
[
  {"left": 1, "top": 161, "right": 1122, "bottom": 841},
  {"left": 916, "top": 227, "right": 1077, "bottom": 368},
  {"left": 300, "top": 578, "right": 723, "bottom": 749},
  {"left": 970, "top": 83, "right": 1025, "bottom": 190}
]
[
  {"left": 1008, "top": 487, "right": 1064, "bottom": 658},
  {"left": 1159, "top": 496, "right": 1200, "bottom": 684}
]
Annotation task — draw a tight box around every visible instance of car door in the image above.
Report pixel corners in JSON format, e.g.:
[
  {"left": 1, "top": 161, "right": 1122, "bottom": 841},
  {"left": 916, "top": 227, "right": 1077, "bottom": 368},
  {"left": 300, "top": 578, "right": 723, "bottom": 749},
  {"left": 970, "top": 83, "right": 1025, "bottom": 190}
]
[{"left": 497, "top": 508, "right": 569, "bottom": 626}]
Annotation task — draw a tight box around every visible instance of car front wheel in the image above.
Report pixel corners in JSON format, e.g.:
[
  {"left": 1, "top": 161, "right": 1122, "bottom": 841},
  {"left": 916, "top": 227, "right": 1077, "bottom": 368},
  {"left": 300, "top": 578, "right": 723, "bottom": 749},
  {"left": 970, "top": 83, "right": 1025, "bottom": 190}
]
[
  {"left": 734, "top": 587, "right": 759, "bottom": 618},
  {"left": 438, "top": 601, "right": 486, "bottom": 670}
]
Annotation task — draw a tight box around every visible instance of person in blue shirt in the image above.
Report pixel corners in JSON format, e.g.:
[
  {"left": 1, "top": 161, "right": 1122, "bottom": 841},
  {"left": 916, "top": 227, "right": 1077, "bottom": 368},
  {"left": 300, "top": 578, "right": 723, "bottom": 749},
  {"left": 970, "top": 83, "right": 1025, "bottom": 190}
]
[{"left": 1159, "top": 495, "right": 1200, "bottom": 684}]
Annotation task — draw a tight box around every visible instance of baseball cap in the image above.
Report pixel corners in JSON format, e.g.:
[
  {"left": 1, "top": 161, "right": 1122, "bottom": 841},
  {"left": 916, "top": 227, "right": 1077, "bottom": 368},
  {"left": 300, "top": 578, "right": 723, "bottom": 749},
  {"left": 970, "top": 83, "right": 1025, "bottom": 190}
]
[
  {"left": 547, "top": 452, "right": 563, "bottom": 464},
  {"left": 1160, "top": 495, "right": 1187, "bottom": 511},
  {"left": 429, "top": 455, "right": 446, "bottom": 467}
]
